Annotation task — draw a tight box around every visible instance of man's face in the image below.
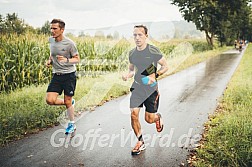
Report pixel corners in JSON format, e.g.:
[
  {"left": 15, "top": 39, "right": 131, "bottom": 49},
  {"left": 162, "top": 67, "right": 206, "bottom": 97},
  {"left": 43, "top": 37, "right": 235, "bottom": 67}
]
[
  {"left": 50, "top": 23, "right": 64, "bottom": 38},
  {"left": 133, "top": 27, "right": 147, "bottom": 47}
]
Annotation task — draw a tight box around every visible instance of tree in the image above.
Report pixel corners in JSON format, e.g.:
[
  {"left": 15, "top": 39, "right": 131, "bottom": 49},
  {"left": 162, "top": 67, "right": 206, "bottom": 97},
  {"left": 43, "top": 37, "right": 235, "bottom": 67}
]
[
  {"left": 171, "top": 0, "right": 252, "bottom": 46},
  {"left": 0, "top": 13, "right": 55, "bottom": 35},
  {"left": 0, "top": 13, "right": 33, "bottom": 35},
  {"left": 171, "top": 1, "right": 218, "bottom": 46},
  {"left": 24, "top": 24, "right": 37, "bottom": 34},
  {"left": 40, "top": 20, "right": 51, "bottom": 35},
  {"left": 5, "top": 13, "right": 26, "bottom": 34},
  {"left": 214, "top": 0, "right": 252, "bottom": 45}
]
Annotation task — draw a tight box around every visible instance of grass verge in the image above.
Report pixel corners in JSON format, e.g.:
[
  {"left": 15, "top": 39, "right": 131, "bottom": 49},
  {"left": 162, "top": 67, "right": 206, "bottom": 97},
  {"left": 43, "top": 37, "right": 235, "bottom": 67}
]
[{"left": 189, "top": 45, "right": 252, "bottom": 166}]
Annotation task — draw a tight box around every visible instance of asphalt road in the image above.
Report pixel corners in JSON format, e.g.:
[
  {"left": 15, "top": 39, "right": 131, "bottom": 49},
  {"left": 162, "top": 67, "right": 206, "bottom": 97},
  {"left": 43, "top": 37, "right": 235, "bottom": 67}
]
[{"left": 0, "top": 48, "right": 244, "bottom": 167}]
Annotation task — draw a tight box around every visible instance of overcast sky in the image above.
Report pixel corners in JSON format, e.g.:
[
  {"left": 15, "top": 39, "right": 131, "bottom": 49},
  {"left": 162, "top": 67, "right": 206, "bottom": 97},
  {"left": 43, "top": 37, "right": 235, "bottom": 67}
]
[{"left": 0, "top": 0, "right": 183, "bottom": 30}]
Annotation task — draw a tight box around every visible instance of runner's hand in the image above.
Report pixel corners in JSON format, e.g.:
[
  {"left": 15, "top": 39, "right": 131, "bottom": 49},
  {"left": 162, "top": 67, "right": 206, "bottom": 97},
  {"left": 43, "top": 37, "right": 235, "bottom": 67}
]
[
  {"left": 148, "top": 73, "right": 156, "bottom": 84},
  {"left": 45, "top": 59, "right": 52, "bottom": 67},
  {"left": 122, "top": 74, "right": 128, "bottom": 81},
  {"left": 142, "top": 73, "right": 156, "bottom": 84},
  {"left": 57, "top": 55, "right": 67, "bottom": 63}
]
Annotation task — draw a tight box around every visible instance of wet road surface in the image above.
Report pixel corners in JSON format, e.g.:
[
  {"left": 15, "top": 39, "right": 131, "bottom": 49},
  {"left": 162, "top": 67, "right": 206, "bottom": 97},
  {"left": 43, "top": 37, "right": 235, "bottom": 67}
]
[{"left": 0, "top": 49, "right": 244, "bottom": 167}]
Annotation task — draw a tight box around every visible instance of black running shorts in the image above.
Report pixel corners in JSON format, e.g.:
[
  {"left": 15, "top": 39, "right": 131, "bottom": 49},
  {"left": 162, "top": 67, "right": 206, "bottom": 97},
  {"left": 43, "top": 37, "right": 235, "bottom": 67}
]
[
  {"left": 130, "top": 88, "right": 160, "bottom": 113},
  {"left": 46, "top": 71, "right": 76, "bottom": 96}
]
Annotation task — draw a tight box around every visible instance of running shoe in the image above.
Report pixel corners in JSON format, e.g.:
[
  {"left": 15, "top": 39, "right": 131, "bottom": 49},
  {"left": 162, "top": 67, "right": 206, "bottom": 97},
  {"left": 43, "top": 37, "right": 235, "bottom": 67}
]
[
  {"left": 65, "top": 122, "right": 76, "bottom": 135},
  {"left": 156, "top": 113, "right": 164, "bottom": 132},
  {"left": 131, "top": 141, "right": 146, "bottom": 155}
]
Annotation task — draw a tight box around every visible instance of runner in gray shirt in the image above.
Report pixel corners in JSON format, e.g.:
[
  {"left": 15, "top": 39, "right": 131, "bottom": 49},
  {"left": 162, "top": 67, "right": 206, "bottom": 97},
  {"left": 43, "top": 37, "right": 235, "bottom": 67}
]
[
  {"left": 122, "top": 25, "right": 168, "bottom": 155},
  {"left": 49, "top": 36, "right": 78, "bottom": 74},
  {"left": 45, "top": 19, "right": 80, "bottom": 135}
]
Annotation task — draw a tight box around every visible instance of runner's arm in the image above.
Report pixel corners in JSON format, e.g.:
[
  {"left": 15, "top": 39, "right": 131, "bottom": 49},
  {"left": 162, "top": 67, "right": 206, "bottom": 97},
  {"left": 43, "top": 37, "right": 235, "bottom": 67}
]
[
  {"left": 156, "top": 57, "right": 168, "bottom": 77},
  {"left": 57, "top": 54, "right": 80, "bottom": 64},
  {"left": 68, "top": 54, "right": 80, "bottom": 64},
  {"left": 45, "top": 55, "right": 53, "bottom": 67},
  {"left": 122, "top": 63, "right": 135, "bottom": 81}
]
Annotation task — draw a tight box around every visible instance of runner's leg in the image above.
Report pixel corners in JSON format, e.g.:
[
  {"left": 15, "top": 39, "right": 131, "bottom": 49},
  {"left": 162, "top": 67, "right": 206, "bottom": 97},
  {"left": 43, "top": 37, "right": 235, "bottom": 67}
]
[
  {"left": 144, "top": 90, "right": 163, "bottom": 132},
  {"left": 131, "top": 108, "right": 146, "bottom": 155},
  {"left": 64, "top": 95, "right": 74, "bottom": 121},
  {"left": 46, "top": 92, "right": 64, "bottom": 105},
  {"left": 131, "top": 108, "right": 141, "bottom": 137},
  {"left": 145, "top": 112, "right": 159, "bottom": 124}
]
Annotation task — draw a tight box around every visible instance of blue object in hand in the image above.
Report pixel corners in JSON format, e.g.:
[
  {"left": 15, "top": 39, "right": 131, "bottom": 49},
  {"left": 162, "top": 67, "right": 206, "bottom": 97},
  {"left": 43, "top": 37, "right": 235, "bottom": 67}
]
[
  {"left": 150, "top": 81, "right": 157, "bottom": 87},
  {"left": 141, "top": 76, "right": 157, "bottom": 87},
  {"left": 141, "top": 76, "right": 149, "bottom": 85}
]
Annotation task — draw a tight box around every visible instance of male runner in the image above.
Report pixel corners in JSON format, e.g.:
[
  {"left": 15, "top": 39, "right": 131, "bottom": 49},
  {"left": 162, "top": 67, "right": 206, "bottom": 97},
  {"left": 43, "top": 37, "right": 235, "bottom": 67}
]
[
  {"left": 122, "top": 25, "right": 168, "bottom": 155},
  {"left": 45, "top": 19, "right": 80, "bottom": 135}
]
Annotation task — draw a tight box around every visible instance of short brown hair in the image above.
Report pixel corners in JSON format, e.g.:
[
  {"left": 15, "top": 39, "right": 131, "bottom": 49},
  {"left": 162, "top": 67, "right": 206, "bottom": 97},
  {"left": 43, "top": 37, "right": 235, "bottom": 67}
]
[
  {"left": 134, "top": 25, "right": 148, "bottom": 35},
  {"left": 51, "top": 19, "right": 65, "bottom": 29}
]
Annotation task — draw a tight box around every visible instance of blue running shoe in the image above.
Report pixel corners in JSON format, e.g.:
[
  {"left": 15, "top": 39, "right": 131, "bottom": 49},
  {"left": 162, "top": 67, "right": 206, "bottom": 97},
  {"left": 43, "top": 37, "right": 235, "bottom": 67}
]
[{"left": 65, "top": 122, "right": 76, "bottom": 135}]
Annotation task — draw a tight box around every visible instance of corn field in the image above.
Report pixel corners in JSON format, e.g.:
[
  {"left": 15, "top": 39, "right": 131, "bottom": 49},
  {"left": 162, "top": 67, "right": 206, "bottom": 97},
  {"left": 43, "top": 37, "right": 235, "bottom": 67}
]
[
  {"left": 76, "top": 38, "right": 131, "bottom": 75},
  {"left": 0, "top": 34, "right": 209, "bottom": 93},
  {"left": 0, "top": 34, "right": 51, "bottom": 92},
  {"left": 0, "top": 34, "right": 131, "bottom": 92}
]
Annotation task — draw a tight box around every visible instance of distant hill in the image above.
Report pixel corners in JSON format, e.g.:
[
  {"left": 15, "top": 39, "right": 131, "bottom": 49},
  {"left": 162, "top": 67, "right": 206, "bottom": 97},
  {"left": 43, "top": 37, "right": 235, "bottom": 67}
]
[
  {"left": 65, "top": 20, "right": 204, "bottom": 39},
  {"left": 172, "top": 21, "right": 204, "bottom": 39}
]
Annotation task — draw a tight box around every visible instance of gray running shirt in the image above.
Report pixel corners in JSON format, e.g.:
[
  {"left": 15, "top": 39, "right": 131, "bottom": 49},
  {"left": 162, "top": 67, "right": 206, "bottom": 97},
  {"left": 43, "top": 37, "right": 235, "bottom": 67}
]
[
  {"left": 49, "top": 36, "right": 79, "bottom": 74},
  {"left": 129, "top": 44, "right": 162, "bottom": 84}
]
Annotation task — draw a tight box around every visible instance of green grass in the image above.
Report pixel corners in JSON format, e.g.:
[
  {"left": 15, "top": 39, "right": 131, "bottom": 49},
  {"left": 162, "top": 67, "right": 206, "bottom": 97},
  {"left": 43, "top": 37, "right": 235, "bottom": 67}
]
[
  {"left": 0, "top": 84, "right": 63, "bottom": 144},
  {"left": 0, "top": 38, "right": 228, "bottom": 146},
  {"left": 192, "top": 44, "right": 252, "bottom": 167},
  {"left": 0, "top": 74, "right": 131, "bottom": 146}
]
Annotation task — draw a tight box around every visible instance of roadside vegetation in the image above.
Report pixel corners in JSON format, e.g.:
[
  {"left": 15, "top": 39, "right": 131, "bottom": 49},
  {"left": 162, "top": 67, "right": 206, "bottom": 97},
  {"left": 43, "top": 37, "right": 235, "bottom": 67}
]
[{"left": 189, "top": 44, "right": 252, "bottom": 167}]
